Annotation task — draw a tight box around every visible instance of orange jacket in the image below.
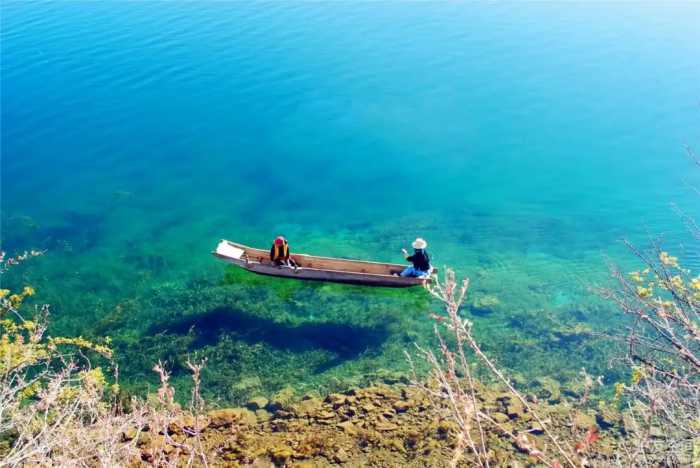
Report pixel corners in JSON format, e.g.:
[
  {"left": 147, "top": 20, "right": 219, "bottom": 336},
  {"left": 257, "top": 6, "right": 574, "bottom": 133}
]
[{"left": 270, "top": 240, "right": 290, "bottom": 262}]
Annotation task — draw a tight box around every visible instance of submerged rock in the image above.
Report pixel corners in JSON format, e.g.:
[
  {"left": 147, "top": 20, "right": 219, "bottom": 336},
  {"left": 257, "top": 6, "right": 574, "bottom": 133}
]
[
  {"left": 135, "top": 381, "right": 624, "bottom": 467},
  {"left": 314, "top": 410, "right": 335, "bottom": 420},
  {"left": 529, "top": 422, "right": 545, "bottom": 434},
  {"left": 392, "top": 400, "right": 412, "bottom": 413},
  {"left": 207, "top": 407, "right": 256, "bottom": 427},
  {"left": 337, "top": 420, "right": 358, "bottom": 435},
  {"left": 230, "top": 376, "right": 263, "bottom": 399},
  {"left": 167, "top": 415, "right": 210, "bottom": 435},
  {"left": 375, "top": 421, "right": 398, "bottom": 432},
  {"left": 234, "top": 408, "right": 257, "bottom": 425},
  {"left": 595, "top": 403, "right": 621, "bottom": 430},
  {"left": 573, "top": 411, "right": 596, "bottom": 429},
  {"left": 269, "top": 386, "right": 295, "bottom": 411},
  {"left": 470, "top": 294, "right": 501, "bottom": 314},
  {"left": 533, "top": 376, "right": 562, "bottom": 403},
  {"left": 334, "top": 447, "right": 350, "bottom": 463},
  {"left": 506, "top": 398, "right": 525, "bottom": 419},
  {"left": 207, "top": 409, "right": 238, "bottom": 428},
  {"left": 121, "top": 427, "right": 139, "bottom": 442},
  {"left": 269, "top": 445, "right": 295, "bottom": 464},
  {"left": 435, "top": 420, "right": 457, "bottom": 437},
  {"left": 246, "top": 396, "right": 269, "bottom": 411},
  {"left": 374, "top": 368, "right": 410, "bottom": 385},
  {"left": 495, "top": 393, "right": 526, "bottom": 419},
  {"left": 294, "top": 397, "right": 323, "bottom": 416},
  {"left": 325, "top": 393, "right": 347, "bottom": 407},
  {"left": 255, "top": 409, "right": 272, "bottom": 423}
]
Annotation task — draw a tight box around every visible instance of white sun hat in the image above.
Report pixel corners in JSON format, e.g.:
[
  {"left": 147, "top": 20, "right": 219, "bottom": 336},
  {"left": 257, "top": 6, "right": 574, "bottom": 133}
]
[{"left": 412, "top": 237, "right": 427, "bottom": 249}]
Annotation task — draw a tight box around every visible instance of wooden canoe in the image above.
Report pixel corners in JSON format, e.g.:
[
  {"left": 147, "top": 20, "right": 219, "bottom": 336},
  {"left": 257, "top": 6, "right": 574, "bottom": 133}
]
[{"left": 213, "top": 240, "right": 434, "bottom": 287}]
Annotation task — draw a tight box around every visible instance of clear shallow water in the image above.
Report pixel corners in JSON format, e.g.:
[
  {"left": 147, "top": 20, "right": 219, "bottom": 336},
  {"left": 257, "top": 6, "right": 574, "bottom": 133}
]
[{"left": 2, "top": 2, "right": 700, "bottom": 402}]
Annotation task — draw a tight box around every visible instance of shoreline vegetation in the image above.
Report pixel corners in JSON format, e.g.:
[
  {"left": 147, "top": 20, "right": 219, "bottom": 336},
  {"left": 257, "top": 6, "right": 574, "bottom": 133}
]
[{"left": 2, "top": 237, "right": 698, "bottom": 466}]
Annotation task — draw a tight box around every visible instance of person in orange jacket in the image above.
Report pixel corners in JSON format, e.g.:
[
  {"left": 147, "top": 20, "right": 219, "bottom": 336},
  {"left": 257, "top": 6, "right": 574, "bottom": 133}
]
[{"left": 270, "top": 236, "right": 297, "bottom": 267}]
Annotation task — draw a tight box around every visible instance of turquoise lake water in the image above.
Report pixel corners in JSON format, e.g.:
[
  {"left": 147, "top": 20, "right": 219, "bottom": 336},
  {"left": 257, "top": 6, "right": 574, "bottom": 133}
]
[{"left": 2, "top": 2, "right": 700, "bottom": 402}]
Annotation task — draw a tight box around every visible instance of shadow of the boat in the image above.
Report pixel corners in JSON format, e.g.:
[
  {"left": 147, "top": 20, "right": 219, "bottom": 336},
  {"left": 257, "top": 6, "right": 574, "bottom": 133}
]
[{"left": 147, "top": 306, "right": 391, "bottom": 371}]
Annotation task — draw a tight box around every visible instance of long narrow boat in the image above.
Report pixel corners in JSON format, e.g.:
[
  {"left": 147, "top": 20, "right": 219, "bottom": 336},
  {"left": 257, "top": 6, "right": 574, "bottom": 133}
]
[{"left": 213, "top": 240, "right": 434, "bottom": 287}]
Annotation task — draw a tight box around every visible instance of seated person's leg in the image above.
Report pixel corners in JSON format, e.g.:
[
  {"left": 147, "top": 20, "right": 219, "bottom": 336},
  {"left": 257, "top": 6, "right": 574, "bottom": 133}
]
[{"left": 400, "top": 266, "right": 417, "bottom": 277}]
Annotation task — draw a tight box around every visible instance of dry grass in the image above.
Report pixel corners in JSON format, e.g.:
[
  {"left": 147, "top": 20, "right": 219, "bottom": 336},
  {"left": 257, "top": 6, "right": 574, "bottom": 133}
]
[
  {"left": 408, "top": 269, "right": 582, "bottom": 468},
  {"left": 1, "top": 249, "right": 211, "bottom": 467}
]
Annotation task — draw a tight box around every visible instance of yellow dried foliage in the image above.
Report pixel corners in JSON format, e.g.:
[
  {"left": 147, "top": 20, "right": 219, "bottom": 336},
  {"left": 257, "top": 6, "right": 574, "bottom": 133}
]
[
  {"left": 629, "top": 271, "right": 644, "bottom": 283},
  {"left": 1, "top": 284, "right": 113, "bottom": 400},
  {"left": 659, "top": 251, "right": 679, "bottom": 268},
  {"left": 613, "top": 382, "right": 625, "bottom": 401},
  {"left": 636, "top": 286, "right": 653, "bottom": 298},
  {"left": 670, "top": 275, "right": 685, "bottom": 290},
  {"left": 49, "top": 337, "right": 113, "bottom": 359},
  {"left": 691, "top": 276, "right": 700, "bottom": 291}
]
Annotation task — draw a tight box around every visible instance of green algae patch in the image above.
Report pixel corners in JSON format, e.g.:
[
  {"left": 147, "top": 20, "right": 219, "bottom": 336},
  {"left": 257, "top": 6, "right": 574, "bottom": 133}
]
[{"left": 13, "top": 211, "right": 629, "bottom": 406}]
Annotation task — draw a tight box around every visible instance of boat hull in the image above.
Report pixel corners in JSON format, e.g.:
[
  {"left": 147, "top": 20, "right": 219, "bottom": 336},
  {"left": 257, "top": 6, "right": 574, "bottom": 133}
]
[{"left": 213, "top": 240, "right": 431, "bottom": 288}]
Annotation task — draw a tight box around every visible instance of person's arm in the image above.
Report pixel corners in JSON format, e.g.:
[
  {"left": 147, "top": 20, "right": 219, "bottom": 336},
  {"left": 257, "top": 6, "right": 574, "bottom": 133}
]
[
  {"left": 270, "top": 246, "right": 275, "bottom": 261},
  {"left": 401, "top": 248, "right": 411, "bottom": 260}
]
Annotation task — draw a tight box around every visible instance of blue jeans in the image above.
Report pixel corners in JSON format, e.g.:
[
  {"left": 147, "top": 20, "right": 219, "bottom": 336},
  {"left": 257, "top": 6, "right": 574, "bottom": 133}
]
[{"left": 401, "top": 266, "right": 428, "bottom": 278}]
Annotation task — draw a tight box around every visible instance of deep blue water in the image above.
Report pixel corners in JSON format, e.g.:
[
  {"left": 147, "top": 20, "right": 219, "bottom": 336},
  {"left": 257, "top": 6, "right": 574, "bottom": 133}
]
[{"left": 2, "top": 2, "right": 699, "bottom": 401}]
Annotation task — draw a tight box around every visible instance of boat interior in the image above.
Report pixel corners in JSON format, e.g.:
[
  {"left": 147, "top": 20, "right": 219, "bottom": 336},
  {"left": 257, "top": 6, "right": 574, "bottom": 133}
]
[{"left": 217, "top": 240, "right": 406, "bottom": 276}]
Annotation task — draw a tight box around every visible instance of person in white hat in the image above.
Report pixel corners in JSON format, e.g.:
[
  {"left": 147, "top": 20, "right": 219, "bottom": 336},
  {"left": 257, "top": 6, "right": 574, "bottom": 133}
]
[{"left": 400, "top": 237, "right": 432, "bottom": 277}]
